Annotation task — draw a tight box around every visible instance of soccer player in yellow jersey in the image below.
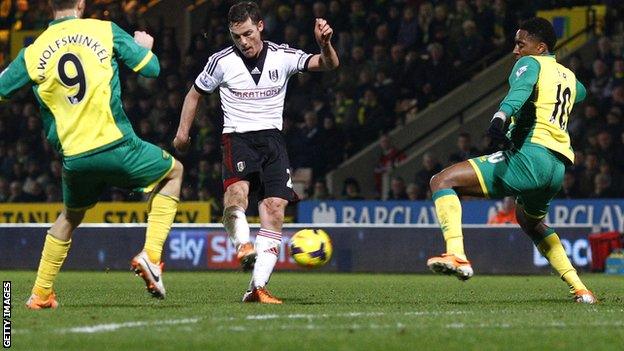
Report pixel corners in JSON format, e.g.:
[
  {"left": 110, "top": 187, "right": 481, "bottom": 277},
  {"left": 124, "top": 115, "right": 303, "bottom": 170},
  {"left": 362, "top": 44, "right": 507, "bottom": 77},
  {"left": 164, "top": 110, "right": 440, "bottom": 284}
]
[
  {"left": 426, "top": 17, "right": 596, "bottom": 304},
  {"left": 0, "top": 0, "right": 184, "bottom": 308}
]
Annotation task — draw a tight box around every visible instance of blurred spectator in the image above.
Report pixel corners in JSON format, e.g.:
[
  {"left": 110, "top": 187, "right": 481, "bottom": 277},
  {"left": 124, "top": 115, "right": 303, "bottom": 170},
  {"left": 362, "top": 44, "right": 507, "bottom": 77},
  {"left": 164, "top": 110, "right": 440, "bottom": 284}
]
[
  {"left": 454, "top": 20, "right": 484, "bottom": 68},
  {"left": 557, "top": 171, "right": 583, "bottom": 199},
  {"left": 579, "top": 151, "right": 600, "bottom": 196},
  {"left": 415, "top": 152, "right": 442, "bottom": 191},
  {"left": 0, "top": 177, "right": 8, "bottom": 202},
  {"left": 589, "top": 59, "right": 610, "bottom": 99},
  {"left": 310, "top": 180, "right": 333, "bottom": 200},
  {"left": 406, "top": 182, "right": 425, "bottom": 200},
  {"left": 449, "top": 132, "right": 480, "bottom": 163},
  {"left": 8, "top": 180, "right": 31, "bottom": 202},
  {"left": 373, "top": 133, "right": 405, "bottom": 192},
  {"left": 387, "top": 176, "right": 408, "bottom": 200},
  {"left": 590, "top": 173, "right": 616, "bottom": 198},
  {"left": 342, "top": 177, "right": 364, "bottom": 200},
  {"left": 487, "top": 196, "right": 517, "bottom": 224}
]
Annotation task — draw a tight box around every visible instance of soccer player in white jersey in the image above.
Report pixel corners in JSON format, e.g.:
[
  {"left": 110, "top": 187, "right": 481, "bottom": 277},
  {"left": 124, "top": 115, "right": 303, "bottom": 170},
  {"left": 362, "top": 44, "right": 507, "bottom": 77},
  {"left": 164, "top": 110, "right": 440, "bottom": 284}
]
[{"left": 173, "top": 1, "right": 338, "bottom": 304}]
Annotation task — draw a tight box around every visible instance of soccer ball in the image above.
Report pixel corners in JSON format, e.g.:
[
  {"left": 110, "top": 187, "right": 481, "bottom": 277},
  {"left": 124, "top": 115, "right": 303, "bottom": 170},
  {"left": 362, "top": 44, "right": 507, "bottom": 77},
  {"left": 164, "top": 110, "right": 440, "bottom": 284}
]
[{"left": 289, "top": 229, "right": 333, "bottom": 268}]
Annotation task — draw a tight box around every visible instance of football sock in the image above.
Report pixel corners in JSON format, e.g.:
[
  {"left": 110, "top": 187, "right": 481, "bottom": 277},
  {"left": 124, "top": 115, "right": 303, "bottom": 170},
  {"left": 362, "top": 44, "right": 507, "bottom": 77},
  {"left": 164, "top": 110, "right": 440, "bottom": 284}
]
[
  {"left": 538, "top": 233, "right": 587, "bottom": 292},
  {"left": 32, "top": 232, "right": 71, "bottom": 298},
  {"left": 223, "top": 205, "right": 250, "bottom": 248},
  {"left": 432, "top": 189, "right": 466, "bottom": 260},
  {"left": 144, "top": 193, "right": 179, "bottom": 264},
  {"left": 251, "top": 228, "right": 281, "bottom": 288}
]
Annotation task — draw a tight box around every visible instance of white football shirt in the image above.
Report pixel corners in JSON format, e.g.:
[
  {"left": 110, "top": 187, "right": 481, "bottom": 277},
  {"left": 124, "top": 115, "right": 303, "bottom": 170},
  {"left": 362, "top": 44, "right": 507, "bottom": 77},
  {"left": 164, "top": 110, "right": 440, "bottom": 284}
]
[{"left": 194, "top": 41, "right": 313, "bottom": 134}]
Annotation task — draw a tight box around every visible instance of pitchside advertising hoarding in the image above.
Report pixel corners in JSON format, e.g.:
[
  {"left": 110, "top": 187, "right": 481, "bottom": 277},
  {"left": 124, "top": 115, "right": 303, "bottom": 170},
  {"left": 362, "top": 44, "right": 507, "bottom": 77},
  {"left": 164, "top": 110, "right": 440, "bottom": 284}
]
[
  {"left": 298, "top": 199, "right": 624, "bottom": 232},
  {"left": 0, "top": 225, "right": 593, "bottom": 274}
]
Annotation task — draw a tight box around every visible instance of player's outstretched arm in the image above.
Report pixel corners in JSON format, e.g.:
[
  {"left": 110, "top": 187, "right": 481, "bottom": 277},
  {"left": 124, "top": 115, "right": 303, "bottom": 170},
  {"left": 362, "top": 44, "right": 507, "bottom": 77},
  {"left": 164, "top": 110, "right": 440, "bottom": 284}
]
[
  {"left": 112, "top": 23, "right": 159, "bottom": 78},
  {"left": 306, "top": 18, "right": 339, "bottom": 72},
  {"left": 173, "top": 86, "right": 202, "bottom": 153},
  {"left": 0, "top": 49, "right": 32, "bottom": 101}
]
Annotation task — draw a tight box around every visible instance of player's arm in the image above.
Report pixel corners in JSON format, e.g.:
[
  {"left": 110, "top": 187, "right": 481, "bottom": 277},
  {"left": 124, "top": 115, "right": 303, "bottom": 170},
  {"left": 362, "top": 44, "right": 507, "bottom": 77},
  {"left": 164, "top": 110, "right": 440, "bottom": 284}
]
[
  {"left": 488, "top": 56, "right": 540, "bottom": 144},
  {"left": 173, "top": 86, "right": 202, "bottom": 153},
  {"left": 0, "top": 49, "right": 32, "bottom": 101},
  {"left": 306, "top": 18, "right": 339, "bottom": 72},
  {"left": 575, "top": 80, "right": 587, "bottom": 104},
  {"left": 173, "top": 55, "right": 223, "bottom": 153},
  {"left": 111, "top": 23, "right": 160, "bottom": 78}
]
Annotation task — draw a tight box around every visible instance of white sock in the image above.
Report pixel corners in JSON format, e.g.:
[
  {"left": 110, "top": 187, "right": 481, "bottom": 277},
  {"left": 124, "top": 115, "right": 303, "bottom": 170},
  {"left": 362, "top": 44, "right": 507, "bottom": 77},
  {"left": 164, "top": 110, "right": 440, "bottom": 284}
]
[
  {"left": 251, "top": 228, "right": 281, "bottom": 288},
  {"left": 222, "top": 206, "right": 250, "bottom": 248}
]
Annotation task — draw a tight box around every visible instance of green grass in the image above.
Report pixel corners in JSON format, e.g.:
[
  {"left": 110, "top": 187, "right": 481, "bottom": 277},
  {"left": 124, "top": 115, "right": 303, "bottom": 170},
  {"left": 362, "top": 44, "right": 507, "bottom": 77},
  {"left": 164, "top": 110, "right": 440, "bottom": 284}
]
[{"left": 3, "top": 271, "right": 624, "bottom": 350}]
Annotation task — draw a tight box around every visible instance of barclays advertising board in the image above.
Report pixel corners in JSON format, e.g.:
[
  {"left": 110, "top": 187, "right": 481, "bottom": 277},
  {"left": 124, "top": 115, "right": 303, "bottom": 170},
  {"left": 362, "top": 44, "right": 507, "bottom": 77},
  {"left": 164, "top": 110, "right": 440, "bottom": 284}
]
[{"left": 298, "top": 199, "right": 624, "bottom": 232}]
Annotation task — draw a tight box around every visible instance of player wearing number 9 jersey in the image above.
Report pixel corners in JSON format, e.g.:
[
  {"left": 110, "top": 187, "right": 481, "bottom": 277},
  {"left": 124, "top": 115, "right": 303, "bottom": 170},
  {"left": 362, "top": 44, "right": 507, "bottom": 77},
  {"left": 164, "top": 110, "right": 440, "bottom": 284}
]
[
  {"left": 0, "top": 0, "right": 184, "bottom": 309},
  {"left": 426, "top": 17, "right": 596, "bottom": 304}
]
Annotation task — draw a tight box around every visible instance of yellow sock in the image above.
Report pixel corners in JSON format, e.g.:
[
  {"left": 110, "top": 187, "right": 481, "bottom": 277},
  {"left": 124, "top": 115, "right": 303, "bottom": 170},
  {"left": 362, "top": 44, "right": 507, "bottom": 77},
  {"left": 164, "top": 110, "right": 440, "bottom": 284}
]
[
  {"left": 538, "top": 233, "right": 587, "bottom": 292},
  {"left": 32, "top": 233, "right": 71, "bottom": 298},
  {"left": 433, "top": 189, "right": 466, "bottom": 260},
  {"left": 144, "top": 193, "right": 179, "bottom": 264}
]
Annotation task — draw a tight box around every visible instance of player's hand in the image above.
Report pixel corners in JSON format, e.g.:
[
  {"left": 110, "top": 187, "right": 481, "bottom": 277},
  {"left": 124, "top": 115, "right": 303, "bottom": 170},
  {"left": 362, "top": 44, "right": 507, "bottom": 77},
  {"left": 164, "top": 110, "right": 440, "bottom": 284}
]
[
  {"left": 134, "top": 31, "right": 154, "bottom": 50},
  {"left": 487, "top": 114, "right": 510, "bottom": 149},
  {"left": 173, "top": 134, "right": 191, "bottom": 154},
  {"left": 314, "top": 18, "right": 333, "bottom": 48}
]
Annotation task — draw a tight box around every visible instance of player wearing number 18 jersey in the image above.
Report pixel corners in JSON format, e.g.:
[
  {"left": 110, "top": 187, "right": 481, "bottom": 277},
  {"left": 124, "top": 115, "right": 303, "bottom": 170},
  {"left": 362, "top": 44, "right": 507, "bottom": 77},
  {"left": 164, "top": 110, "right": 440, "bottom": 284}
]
[
  {"left": 427, "top": 17, "right": 596, "bottom": 303},
  {"left": 0, "top": 0, "right": 184, "bottom": 308}
]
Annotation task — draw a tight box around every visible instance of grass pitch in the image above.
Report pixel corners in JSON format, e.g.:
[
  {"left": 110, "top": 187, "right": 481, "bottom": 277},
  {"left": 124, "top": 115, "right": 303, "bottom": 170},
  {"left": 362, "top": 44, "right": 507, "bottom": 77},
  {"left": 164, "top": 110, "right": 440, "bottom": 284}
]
[{"left": 3, "top": 271, "right": 623, "bottom": 350}]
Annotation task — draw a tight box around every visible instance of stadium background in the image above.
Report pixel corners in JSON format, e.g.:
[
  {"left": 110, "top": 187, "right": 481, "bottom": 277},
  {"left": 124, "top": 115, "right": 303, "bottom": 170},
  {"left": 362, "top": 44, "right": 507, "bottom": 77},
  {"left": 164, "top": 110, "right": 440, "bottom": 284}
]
[
  {"left": 0, "top": 0, "right": 621, "bottom": 267},
  {"left": 0, "top": 2, "right": 623, "bottom": 350}
]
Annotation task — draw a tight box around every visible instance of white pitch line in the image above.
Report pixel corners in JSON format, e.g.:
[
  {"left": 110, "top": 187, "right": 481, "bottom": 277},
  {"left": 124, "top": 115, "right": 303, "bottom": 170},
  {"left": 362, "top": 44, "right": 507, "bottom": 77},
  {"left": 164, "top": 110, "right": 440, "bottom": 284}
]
[
  {"left": 244, "top": 310, "right": 468, "bottom": 321},
  {"left": 60, "top": 317, "right": 201, "bottom": 334}
]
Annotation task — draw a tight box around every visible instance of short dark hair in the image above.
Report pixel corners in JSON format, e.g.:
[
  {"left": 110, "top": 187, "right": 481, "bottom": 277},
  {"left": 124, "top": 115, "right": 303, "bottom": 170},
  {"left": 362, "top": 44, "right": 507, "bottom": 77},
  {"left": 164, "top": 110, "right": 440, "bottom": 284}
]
[
  {"left": 520, "top": 17, "right": 557, "bottom": 52},
  {"left": 228, "top": 1, "right": 262, "bottom": 25},
  {"left": 50, "top": 0, "right": 79, "bottom": 11}
]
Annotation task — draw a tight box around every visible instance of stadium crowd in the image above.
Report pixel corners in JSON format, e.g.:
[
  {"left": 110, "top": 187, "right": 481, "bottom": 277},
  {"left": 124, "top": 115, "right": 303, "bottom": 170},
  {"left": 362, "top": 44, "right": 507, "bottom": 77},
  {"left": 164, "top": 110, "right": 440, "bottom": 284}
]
[{"left": 0, "top": 0, "right": 622, "bottom": 206}]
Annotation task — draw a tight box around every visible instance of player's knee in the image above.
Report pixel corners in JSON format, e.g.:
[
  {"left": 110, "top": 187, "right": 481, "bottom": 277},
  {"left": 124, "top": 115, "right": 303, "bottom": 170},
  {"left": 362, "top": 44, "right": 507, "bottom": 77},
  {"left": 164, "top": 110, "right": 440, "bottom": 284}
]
[
  {"left": 429, "top": 172, "right": 446, "bottom": 192},
  {"left": 261, "top": 198, "right": 286, "bottom": 220},
  {"left": 225, "top": 182, "right": 248, "bottom": 202}
]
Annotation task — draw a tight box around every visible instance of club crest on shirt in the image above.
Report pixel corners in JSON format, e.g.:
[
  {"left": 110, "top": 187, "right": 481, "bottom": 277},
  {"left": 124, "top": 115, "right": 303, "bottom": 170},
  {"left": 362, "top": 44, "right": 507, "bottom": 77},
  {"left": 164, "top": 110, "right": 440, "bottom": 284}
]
[
  {"left": 237, "top": 161, "right": 246, "bottom": 172},
  {"left": 269, "top": 69, "right": 279, "bottom": 82}
]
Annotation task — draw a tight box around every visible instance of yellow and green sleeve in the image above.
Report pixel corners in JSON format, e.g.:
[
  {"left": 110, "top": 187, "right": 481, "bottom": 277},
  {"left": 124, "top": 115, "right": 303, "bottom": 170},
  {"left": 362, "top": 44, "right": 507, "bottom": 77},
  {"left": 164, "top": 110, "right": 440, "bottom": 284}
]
[
  {"left": 0, "top": 49, "right": 32, "bottom": 101},
  {"left": 111, "top": 23, "right": 160, "bottom": 78},
  {"left": 499, "top": 56, "right": 540, "bottom": 117}
]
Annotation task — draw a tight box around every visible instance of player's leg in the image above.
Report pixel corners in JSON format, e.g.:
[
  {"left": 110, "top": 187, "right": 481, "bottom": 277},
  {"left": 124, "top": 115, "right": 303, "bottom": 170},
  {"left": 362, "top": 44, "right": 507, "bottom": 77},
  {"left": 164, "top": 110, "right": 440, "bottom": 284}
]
[
  {"left": 27, "top": 209, "right": 86, "bottom": 310},
  {"left": 221, "top": 132, "right": 261, "bottom": 271},
  {"left": 243, "top": 130, "right": 292, "bottom": 304},
  {"left": 427, "top": 159, "right": 488, "bottom": 279},
  {"left": 242, "top": 196, "right": 287, "bottom": 304},
  {"left": 516, "top": 197, "right": 596, "bottom": 304},
  {"left": 117, "top": 139, "right": 183, "bottom": 298},
  {"left": 223, "top": 180, "right": 255, "bottom": 270},
  {"left": 27, "top": 161, "right": 102, "bottom": 309}
]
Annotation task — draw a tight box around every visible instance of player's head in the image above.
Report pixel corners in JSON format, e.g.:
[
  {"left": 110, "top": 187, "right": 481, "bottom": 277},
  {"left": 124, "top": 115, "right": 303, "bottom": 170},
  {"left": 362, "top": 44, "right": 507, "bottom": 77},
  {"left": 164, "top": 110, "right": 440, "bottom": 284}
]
[
  {"left": 50, "top": 0, "right": 86, "bottom": 17},
  {"left": 228, "top": 1, "right": 264, "bottom": 59},
  {"left": 513, "top": 17, "right": 557, "bottom": 59}
]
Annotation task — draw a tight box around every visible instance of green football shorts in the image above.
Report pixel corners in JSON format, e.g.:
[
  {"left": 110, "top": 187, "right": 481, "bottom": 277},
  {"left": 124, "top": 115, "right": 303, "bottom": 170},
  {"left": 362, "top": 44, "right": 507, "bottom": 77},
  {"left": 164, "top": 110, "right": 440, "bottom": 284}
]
[
  {"left": 62, "top": 137, "right": 175, "bottom": 210},
  {"left": 468, "top": 142, "right": 565, "bottom": 219}
]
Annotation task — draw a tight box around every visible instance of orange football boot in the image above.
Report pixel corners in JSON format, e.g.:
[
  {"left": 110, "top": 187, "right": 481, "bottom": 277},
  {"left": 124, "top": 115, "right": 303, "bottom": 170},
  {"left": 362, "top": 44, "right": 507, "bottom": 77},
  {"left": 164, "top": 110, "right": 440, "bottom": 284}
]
[
  {"left": 242, "top": 287, "right": 283, "bottom": 304},
  {"left": 237, "top": 242, "right": 257, "bottom": 272},
  {"left": 427, "top": 253, "right": 474, "bottom": 281},
  {"left": 26, "top": 291, "right": 58, "bottom": 310}
]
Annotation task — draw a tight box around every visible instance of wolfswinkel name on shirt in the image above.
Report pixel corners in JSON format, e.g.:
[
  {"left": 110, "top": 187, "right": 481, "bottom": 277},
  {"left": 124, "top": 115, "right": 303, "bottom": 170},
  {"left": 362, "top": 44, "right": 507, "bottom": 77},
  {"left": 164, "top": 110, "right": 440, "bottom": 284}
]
[{"left": 228, "top": 87, "right": 281, "bottom": 100}]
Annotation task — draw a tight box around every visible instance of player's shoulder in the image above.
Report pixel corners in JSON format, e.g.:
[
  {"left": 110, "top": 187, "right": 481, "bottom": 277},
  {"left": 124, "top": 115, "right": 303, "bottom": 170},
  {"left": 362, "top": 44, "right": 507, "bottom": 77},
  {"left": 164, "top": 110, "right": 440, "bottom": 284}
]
[
  {"left": 209, "top": 45, "right": 236, "bottom": 60},
  {"left": 265, "top": 41, "right": 301, "bottom": 54}
]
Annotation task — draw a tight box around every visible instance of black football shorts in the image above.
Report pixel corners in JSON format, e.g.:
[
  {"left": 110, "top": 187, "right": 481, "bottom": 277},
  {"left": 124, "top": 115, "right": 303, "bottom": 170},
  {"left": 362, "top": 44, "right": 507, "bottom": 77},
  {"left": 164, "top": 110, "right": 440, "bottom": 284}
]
[{"left": 221, "top": 129, "right": 297, "bottom": 202}]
